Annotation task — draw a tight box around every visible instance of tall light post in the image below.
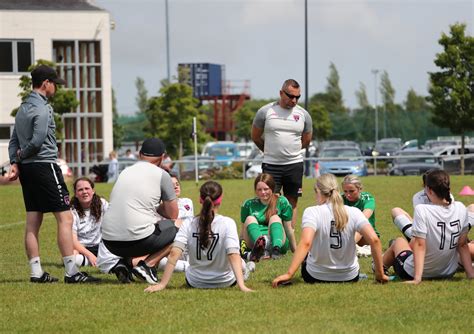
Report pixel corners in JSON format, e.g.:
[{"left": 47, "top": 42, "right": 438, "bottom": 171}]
[
  {"left": 371, "top": 69, "right": 379, "bottom": 142},
  {"left": 165, "top": 0, "right": 170, "bottom": 82}
]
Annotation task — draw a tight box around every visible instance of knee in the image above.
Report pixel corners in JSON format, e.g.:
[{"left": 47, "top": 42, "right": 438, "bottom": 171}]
[
  {"left": 244, "top": 216, "right": 257, "bottom": 225},
  {"left": 467, "top": 204, "right": 474, "bottom": 213},
  {"left": 391, "top": 207, "right": 405, "bottom": 220},
  {"left": 268, "top": 215, "right": 282, "bottom": 224}
]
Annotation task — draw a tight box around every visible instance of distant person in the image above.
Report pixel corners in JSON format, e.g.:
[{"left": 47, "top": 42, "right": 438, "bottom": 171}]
[
  {"left": 383, "top": 170, "right": 474, "bottom": 284},
  {"left": 145, "top": 181, "right": 253, "bottom": 293},
  {"left": 101, "top": 138, "right": 179, "bottom": 284},
  {"left": 107, "top": 150, "right": 119, "bottom": 183},
  {"left": 240, "top": 173, "right": 295, "bottom": 262},
  {"left": 272, "top": 174, "right": 388, "bottom": 286},
  {"left": 251, "top": 79, "right": 312, "bottom": 229},
  {"left": 125, "top": 149, "right": 136, "bottom": 159},
  {"left": 8, "top": 65, "right": 99, "bottom": 283},
  {"left": 160, "top": 153, "right": 174, "bottom": 172},
  {"left": 341, "top": 175, "right": 379, "bottom": 257}
]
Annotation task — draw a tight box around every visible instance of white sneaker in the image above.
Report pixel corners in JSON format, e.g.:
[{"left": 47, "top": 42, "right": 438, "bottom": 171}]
[
  {"left": 356, "top": 245, "right": 371, "bottom": 257},
  {"left": 243, "top": 261, "right": 256, "bottom": 281}
]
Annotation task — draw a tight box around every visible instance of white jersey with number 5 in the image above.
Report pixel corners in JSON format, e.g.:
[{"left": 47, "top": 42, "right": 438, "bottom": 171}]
[
  {"left": 302, "top": 203, "right": 370, "bottom": 281},
  {"left": 403, "top": 201, "right": 469, "bottom": 278},
  {"left": 173, "top": 214, "right": 240, "bottom": 288}
]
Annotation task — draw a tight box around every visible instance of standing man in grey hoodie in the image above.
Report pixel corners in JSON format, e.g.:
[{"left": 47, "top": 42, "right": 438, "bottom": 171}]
[{"left": 8, "top": 65, "right": 100, "bottom": 284}]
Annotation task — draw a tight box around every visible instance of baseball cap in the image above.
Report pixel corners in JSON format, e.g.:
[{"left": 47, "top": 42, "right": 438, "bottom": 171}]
[
  {"left": 31, "top": 65, "right": 66, "bottom": 85},
  {"left": 140, "top": 138, "right": 166, "bottom": 157}
]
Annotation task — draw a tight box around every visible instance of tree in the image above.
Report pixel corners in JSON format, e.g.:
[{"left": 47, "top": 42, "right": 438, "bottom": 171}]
[
  {"left": 309, "top": 62, "right": 347, "bottom": 114},
  {"left": 135, "top": 77, "right": 148, "bottom": 115},
  {"left": 10, "top": 59, "right": 79, "bottom": 140},
  {"left": 355, "top": 82, "right": 370, "bottom": 109},
  {"left": 233, "top": 99, "right": 273, "bottom": 141},
  {"left": 144, "top": 82, "right": 209, "bottom": 158},
  {"left": 308, "top": 104, "right": 331, "bottom": 140},
  {"left": 112, "top": 89, "right": 124, "bottom": 149},
  {"left": 428, "top": 23, "right": 474, "bottom": 174}
]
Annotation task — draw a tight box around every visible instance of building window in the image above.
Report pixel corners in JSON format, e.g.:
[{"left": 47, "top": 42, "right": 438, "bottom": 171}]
[
  {"left": 0, "top": 40, "right": 33, "bottom": 73},
  {"left": 0, "top": 125, "right": 13, "bottom": 140}
]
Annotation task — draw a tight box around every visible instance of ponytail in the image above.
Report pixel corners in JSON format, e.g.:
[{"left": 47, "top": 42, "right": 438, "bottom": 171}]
[
  {"left": 316, "top": 174, "right": 348, "bottom": 231},
  {"left": 198, "top": 181, "right": 223, "bottom": 249}
]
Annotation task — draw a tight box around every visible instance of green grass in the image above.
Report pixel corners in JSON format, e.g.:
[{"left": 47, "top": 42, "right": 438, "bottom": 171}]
[{"left": 1, "top": 176, "right": 473, "bottom": 333}]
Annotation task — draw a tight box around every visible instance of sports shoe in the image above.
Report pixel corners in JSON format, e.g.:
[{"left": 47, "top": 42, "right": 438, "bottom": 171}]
[
  {"left": 30, "top": 272, "right": 58, "bottom": 283},
  {"left": 249, "top": 236, "right": 266, "bottom": 262},
  {"left": 111, "top": 260, "right": 133, "bottom": 284},
  {"left": 64, "top": 271, "right": 101, "bottom": 284},
  {"left": 243, "top": 261, "right": 256, "bottom": 281},
  {"left": 132, "top": 260, "right": 158, "bottom": 284},
  {"left": 271, "top": 246, "right": 282, "bottom": 260},
  {"left": 356, "top": 244, "right": 371, "bottom": 257},
  {"left": 371, "top": 260, "right": 390, "bottom": 276}
]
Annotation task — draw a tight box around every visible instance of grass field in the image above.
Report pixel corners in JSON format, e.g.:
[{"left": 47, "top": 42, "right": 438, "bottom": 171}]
[{"left": 1, "top": 176, "right": 473, "bottom": 333}]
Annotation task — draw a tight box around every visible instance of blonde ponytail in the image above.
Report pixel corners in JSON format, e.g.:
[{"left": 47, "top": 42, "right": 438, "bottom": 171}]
[{"left": 316, "top": 174, "right": 348, "bottom": 231}]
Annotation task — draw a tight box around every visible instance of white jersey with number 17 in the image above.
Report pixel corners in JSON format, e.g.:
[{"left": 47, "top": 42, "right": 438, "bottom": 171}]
[{"left": 173, "top": 214, "right": 240, "bottom": 288}]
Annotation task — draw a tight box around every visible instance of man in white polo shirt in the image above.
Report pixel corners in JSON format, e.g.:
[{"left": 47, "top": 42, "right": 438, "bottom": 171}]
[
  {"left": 251, "top": 79, "right": 313, "bottom": 234},
  {"left": 101, "top": 138, "right": 179, "bottom": 284}
]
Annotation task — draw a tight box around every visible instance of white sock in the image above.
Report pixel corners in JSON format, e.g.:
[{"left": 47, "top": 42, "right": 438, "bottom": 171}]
[
  {"left": 63, "top": 255, "right": 79, "bottom": 277},
  {"left": 394, "top": 215, "right": 413, "bottom": 240},
  {"left": 75, "top": 254, "right": 90, "bottom": 267},
  {"left": 29, "top": 256, "right": 43, "bottom": 278},
  {"left": 158, "top": 257, "right": 189, "bottom": 272}
]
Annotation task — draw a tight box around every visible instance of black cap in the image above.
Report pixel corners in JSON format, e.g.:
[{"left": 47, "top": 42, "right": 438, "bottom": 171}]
[
  {"left": 140, "top": 138, "right": 166, "bottom": 157},
  {"left": 31, "top": 65, "right": 66, "bottom": 85}
]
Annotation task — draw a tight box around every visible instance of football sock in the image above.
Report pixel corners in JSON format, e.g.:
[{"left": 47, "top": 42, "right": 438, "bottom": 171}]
[
  {"left": 393, "top": 215, "right": 412, "bottom": 241},
  {"left": 75, "top": 254, "right": 90, "bottom": 267},
  {"left": 269, "top": 223, "right": 284, "bottom": 248},
  {"left": 29, "top": 256, "right": 43, "bottom": 278},
  {"left": 247, "top": 224, "right": 263, "bottom": 244},
  {"left": 63, "top": 255, "right": 79, "bottom": 277},
  {"left": 157, "top": 257, "right": 189, "bottom": 272}
]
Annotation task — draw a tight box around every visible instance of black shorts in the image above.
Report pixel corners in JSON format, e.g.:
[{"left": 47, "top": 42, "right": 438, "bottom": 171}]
[
  {"left": 18, "top": 162, "right": 70, "bottom": 213},
  {"left": 103, "top": 220, "right": 178, "bottom": 258},
  {"left": 86, "top": 245, "right": 99, "bottom": 256},
  {"left": 393, "top": 250, "right": 414, "bottom": 280},
  {"left": 262, "top": 162, "right": 303, "bottom": 198},
  {"left": 301, "top": 260, "right": 359, "bottom": 283}
]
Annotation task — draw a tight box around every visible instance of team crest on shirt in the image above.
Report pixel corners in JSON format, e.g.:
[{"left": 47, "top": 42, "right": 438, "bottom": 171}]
[
  {"left": 293, "top": 115, "right": 300, "bottom": 122},
  {"left": 64, "top": 195, "right": 70, "bottom": 205},
  {"left": 184, "top": 204, "right": 191, "bottom": 211}
]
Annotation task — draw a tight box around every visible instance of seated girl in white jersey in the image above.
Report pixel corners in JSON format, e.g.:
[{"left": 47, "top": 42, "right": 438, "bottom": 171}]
[
  {"left": 272, "top": 174, "right": 388, "bottom": 286},
  {"left": 383, "top": 170, "right": 474, "bottom": 284},
  {"left": 240, "top": 173, "right": 296, "bottom": 261},
  {"left": 145, "top": 181, "right": 253, "bottom": 293}
]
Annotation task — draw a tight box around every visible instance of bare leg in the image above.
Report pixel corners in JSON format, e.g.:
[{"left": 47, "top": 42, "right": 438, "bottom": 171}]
[
  {"left": 286, "top": 195, "right": 298, "bottom": 229},
  {"left": 383, "top": 237, "right": 411, "bottom": 268},
  {"left": 24, "top": 212, "right": 43, "bottom": 260},
  {"left": 53, "top": 210, "right": 75, "bottom": 257},
  {"left": 144, "top": 244, "right": 173, "bottom": 267}
]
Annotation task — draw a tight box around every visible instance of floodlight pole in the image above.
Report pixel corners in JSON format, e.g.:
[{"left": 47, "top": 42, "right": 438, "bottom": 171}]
[
  {"left": 165, "top": 0, "right": 170, "bottom": 82},
  {"left": 372, "top": 69, "right": 379, "bottom": 142}
]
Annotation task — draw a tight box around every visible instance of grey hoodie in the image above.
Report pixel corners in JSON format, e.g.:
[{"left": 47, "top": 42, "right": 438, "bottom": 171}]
[{"left": 8, "top": 91, "right": 58, "bottom": 164}]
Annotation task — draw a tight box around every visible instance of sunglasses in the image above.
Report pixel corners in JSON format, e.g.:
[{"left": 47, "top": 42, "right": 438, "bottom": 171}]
[{"left": 283, "top": 90, "right": 301, "bottom": 100}]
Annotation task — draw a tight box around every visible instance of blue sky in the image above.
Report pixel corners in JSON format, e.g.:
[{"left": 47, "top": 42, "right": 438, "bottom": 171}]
[{"left": 95, "top": 0, "right": 473, "bottom": 115}]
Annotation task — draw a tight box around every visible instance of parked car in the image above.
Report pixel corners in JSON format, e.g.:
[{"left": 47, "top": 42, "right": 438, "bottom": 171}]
[
  {"left": 236, "top": 142, "right": 256, "bottom": 159},
  {"left": 316, "top": 140, "right": 359, "bottom": 156},
  {"left": 89, "top": 157, "right": 136, "bottom": 182},
  {"left": 318, "top": 147, "right": 368, "bottom": 177},
  {"left": 388, "top": 150, "right": 441, "bottom": 176},
  {"left": 432, "top": 145, "right": 474, "bottom": 174},
  {"left": 372, "top": 138, "right": 402, "bottom": 156},
  {"left": 202, "top": 141, "right": 240, "bottom": 167},
  {"left": 171, "top": 155, "right": 220, "bottom": 180},
  {"left": 424, "top": 139, "right": 457, "bottom": 151}
]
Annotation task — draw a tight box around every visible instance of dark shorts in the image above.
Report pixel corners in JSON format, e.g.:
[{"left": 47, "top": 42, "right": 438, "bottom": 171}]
[
  {"left": 86, "top": 245, "right": 99, "bottom": 256},
  {"left": 103, "top": 220, "right": 178, "bottom": 258},
  {"left": 301, "top": 260, "right": 359, "bottom": 283},
  {"left": 393, "top": 250, "right": 414, "bottom": 280},
  {"left": 262, "top": 162, "right": 303, "bottom": 198},
  {"left": 18, "top": 162, "right": 70, "bottom": 213}
]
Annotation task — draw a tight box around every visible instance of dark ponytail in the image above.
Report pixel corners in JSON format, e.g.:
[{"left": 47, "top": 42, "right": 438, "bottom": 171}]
[
  {"left": 425, "top": 170, "right": 452, "bottom": 204},
  {"left": 198, "top": 181, "right": 223, "bottom": 248}
]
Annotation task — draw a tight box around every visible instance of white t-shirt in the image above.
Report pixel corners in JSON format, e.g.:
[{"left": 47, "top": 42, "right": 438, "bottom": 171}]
[
  {"left": 72, "top": 198, "right": 109, "bottom": 247},
  {"left": 101, "top": 161, "right": 176, "bottom": 241},
  {"left": 173, "top": 214, "right": 240, "bottom": 288},
  {"left": 403, "top": 201, "right": 469, "bottom": 278},
  {"left": 302, "top": 204, "right": 370, "bottom": 281},
  {"left": 253, "top": 102, "right": 312, "bottom": 165},
  {"left": 412, "top": 190, "right": 455, "bottom": 209}
]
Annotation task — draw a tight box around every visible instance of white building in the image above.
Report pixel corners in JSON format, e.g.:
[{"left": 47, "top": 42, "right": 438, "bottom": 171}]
[{"left": 0, "top": 0, "right": 113, "bottom": 175}]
